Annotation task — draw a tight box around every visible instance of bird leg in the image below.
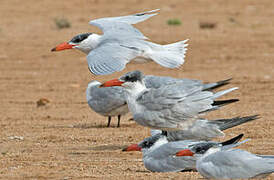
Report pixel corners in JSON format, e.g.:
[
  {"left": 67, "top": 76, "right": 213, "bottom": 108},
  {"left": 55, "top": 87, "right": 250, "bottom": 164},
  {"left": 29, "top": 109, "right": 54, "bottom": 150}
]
[
  {"left": 117, "top": 115, "right": 121, "bottom": 128},
  {"left": 107, "top": 116, "right": 111, "bottom": 127}
]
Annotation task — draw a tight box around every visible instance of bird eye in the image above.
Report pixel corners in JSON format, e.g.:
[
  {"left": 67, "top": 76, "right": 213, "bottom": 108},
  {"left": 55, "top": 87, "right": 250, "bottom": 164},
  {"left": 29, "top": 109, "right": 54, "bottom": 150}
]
[{"left": 196, "top": 147, "right": 202, "bottom": 153}]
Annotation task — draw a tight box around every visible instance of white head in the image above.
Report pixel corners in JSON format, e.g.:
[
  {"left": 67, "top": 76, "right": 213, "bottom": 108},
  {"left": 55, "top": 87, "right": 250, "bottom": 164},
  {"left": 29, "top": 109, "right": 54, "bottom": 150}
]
[
  {"left": 87, "top": 80, "right": 101, "bottom": 88},
  {"left": 138, "top": 133, "right": 168, "bottom": 155},
  {"left": 101, "top": 71, "right": 147, "bottom": 97},
  {"left": 51, "top": 33, "right": 101, "bottom": 54},
  {"left": 86, "top": 80, "right": 102, "bottom": 101},
  {"left": 122, "top": 132, "right": 167, "bottom": 154}
]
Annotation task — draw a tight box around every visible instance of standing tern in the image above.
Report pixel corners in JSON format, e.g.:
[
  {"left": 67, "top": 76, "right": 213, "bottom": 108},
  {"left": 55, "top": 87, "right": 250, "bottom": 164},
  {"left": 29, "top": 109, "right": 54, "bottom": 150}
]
[
  {"left": 86, "top": 75, "right": 232, "bottom": 127},
  {"left": 51, "top": 9, "right": 189, "bottom": 75},
  {"left": 123, "top": 133, "right": 244, "bottom": 172},
  {"left": 101, "top": 70, "right": 238, "bottom": 131},
  {"left": 86, "top": 80, "right": 128, "bottom": 127},
  {"left": 176, "top": 138, "right": 274, "bottom": 179}
]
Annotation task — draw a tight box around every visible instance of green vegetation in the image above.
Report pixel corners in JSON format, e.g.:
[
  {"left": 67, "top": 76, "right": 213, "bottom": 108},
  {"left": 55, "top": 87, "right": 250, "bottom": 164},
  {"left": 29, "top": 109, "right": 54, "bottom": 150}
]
[
  {"left": 54, "top": 17, "right": 71, "bottom": 29},
  {"left": 167, "top": 18, "right": 181, "bottom": 26}
]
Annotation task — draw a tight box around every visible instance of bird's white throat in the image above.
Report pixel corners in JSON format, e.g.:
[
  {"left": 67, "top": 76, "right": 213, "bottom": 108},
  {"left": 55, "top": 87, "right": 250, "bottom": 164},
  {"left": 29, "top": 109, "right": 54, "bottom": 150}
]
[
  {"left": 202, "top": 147, "right": 221, "bottom": 158},
  {"left": 75, "top": 33, "right": 101, "bottom": 54},
  {"left": 124, "top": 81, "right": 147, "bottom": 98}
]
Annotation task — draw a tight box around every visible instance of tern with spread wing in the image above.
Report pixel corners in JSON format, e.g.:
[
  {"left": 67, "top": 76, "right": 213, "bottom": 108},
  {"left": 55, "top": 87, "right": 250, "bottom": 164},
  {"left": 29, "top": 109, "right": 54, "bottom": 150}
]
[
  {"left": 176, "top": 138, "right": 274, "bottom": 179},
  {"left": 123, "top": 132, "right": 244, "bottom": 172},
  {"left": 86, "top": 75, "right": 232, "bottom": 127},
  {"left": 101, "top": 71, "right": 238, "bottom": 131},
  {"left": 51, "top": 9, "right": 188, "bottom": 75}
]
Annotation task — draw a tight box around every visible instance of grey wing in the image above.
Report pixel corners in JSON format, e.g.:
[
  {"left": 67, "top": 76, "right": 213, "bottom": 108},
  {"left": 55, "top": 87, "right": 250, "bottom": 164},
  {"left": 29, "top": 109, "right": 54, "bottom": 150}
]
[
  {"left": 87, "top": 42, "right": 138, "bottom": 75},
  {"left": 144, "top": 141, "right": 204, "bottom": 172},
  {"left": 87, "top": 86, "right": 127, "bottom": 115},
  {"left": 198, "top": 149, "right": 274, "bottom": 179},
  {"left": 144, "top": 75, "right": 202, "bottom": 89},
  {"left": 167, "top": 120, "right": 224, "bottom": 141},
  {"left": 89, "top": 9, "right": 159, "bottom": 39},
  {"left": 135, "top": 84, "right": 214, "bottom": 129}
]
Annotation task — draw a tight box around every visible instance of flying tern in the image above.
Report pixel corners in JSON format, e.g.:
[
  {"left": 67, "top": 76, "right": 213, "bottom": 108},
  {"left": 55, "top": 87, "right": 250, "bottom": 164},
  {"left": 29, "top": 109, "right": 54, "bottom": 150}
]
[{"left": 51, "top": 9, "right": 188, "bottom": 75}]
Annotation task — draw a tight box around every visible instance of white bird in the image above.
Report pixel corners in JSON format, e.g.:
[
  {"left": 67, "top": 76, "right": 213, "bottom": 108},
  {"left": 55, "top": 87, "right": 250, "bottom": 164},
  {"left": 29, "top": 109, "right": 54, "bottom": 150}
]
[
  {"left": 86, "top": 75, "right": 233, "bottom": 127},
  {"left": 123, "top": 133, "right": 244, "bottom": 172},
  {"left": 101, "top": 70, "right": 238, "bottom": 131},
  {"left": 51, "top": 9, "right": 188, "bottom": 75},
  {"left": 176, "top": 138, "right": 274, "bottom": 179}
]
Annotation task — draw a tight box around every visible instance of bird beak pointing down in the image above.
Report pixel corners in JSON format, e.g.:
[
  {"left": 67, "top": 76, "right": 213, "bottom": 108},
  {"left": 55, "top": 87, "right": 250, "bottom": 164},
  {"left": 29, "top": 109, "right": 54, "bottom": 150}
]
[
  {"left": 122, "top": 144, "right": 142, "bottom": 152},
  {"left": 176, "top": 149, "right": 194, "bottom": 157},
  {"left": 51, "top": 42, "right": 75, "bottom": 51},
  {"left": 100, "top": 79, "right": 124, "bottom": 87}
]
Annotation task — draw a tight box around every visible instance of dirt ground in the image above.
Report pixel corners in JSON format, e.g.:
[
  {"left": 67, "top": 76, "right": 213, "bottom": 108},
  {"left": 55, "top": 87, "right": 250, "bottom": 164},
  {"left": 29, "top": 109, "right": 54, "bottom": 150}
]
[{"left": 0, "top": 0, "right": 274, "bottom": 179}]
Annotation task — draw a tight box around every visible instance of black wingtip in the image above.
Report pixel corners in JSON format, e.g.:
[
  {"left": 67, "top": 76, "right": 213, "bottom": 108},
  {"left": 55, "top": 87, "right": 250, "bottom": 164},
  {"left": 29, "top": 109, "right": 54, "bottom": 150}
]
[
  {"left": 217, "top": 78, "right": 233, "bottom": 85},
  {"left": 213, "top": 99, "right": 239, "bottom": 106},
  {"left": 221, "top": 134, "right": 244, "bottom": 146},
  {"left": 206, "top": 78, "right": 233, "bottom": 90},
  {"left": 161, "top": 131, "right": 167, "bottom": 136}
]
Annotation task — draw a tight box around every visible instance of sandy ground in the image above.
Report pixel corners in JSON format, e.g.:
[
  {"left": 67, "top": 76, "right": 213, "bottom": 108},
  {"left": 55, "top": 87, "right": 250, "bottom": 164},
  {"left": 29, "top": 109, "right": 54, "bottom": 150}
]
[{"left": 0, "top": 0, "right": 274, "bottom": 179}]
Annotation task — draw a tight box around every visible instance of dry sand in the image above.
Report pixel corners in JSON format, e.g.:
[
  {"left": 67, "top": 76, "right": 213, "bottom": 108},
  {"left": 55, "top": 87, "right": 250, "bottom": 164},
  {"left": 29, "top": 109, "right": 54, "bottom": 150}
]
[{"left": 0, "top": 0, "right": 273, "bottom": 179}]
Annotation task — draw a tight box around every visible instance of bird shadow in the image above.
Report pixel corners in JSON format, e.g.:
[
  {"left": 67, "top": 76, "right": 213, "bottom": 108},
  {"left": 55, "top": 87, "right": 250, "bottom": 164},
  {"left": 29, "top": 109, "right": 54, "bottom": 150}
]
[
  {"left": 88, "top": 144, "right": 126, "bottom": 151},
  {"left": 46, "top": 123, "right": 135, "bottom": 129},
  {"left": 68, "top": 144, "right": 126, "bottom": 151}
]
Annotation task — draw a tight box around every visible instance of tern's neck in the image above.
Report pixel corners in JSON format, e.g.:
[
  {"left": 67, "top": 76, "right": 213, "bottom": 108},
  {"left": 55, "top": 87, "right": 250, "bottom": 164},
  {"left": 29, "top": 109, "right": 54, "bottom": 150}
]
[
  {"left": 76, "top": 33, "right": 102, "bottom": 54},
  {"left": 201, "top": 147, "right": 220, "bottom": 159},
  {"left": 125, "top": 81, "right": 147, "bottom": 99}
]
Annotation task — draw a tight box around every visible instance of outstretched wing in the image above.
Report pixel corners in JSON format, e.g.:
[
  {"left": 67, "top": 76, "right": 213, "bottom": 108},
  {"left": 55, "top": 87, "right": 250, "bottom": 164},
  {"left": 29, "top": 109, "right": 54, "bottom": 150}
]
[
  {"left": 89, "top": 9, "right": 159, "bottom": 39},
  {"left": 87, "top": 42, "right": 138, "bottom": 75}
]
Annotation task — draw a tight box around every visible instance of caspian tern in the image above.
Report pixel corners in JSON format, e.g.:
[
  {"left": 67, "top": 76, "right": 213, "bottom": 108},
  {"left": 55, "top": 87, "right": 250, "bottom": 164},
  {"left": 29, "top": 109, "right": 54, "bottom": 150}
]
[
  {"left": 123, "top": 133, "right": 244, "bottom": 172},
  {"left": 101, "top": 70, "right": 238, "bottom": 131},
  {"left": 86, "top": 80, "right": 127, "bottom": 127},
  {"left": 86, "top": 76, "right": 232, "bottom": 127},
  {"left": 51, "top": 9, "right": 189, "bottom": 75},
  {"left": 176, "top": 138, "right": 274, "bottom": 179},
  {"left": 123, "top": 115, "right": 259, "bottom": 152}
]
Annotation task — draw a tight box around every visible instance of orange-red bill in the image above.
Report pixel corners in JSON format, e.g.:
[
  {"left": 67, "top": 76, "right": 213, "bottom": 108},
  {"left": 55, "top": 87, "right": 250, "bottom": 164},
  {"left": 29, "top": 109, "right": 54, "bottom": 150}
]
[
  {"left": 122, "top": 144, "right": 142, "bottom": 152},
  {"left": 101, "top": 79, "right": 124, "bottom": 87},
  {"left": 51, "top": 42, "right": 75, "bottom": 51},
  {"left": 176, "top": 149, "right": 194, "bottom": 156}
]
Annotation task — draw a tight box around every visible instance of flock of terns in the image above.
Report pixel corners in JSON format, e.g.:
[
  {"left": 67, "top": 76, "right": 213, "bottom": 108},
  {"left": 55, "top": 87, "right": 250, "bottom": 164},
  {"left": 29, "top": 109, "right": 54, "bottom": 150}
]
[{"left": 51, "top": 9, "right": 274, "bottom": 179}]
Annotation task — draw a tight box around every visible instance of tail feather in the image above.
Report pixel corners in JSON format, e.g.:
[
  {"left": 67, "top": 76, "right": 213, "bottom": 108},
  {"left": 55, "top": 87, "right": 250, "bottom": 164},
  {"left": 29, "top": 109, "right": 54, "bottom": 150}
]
[
  {"left": 212, "top": 115, "right": 260, "bottom": 131},
  {"left": 200, "top": 99, "right": 239, "bottom": 114},
  {"left": 221, "top": 134, "right": 244, "bottom": 146},
  {"left": 203, "top": 78, "right": 232, "bottom": 91},
  {"left": 149, "top": 39, "right": 188, "bottom": 68},
  {"left": 212, "top": 87, "right": 238, "bottom": 100},
  {"left": 212, "top": 99, "right": 239, "bottom": 107}
]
